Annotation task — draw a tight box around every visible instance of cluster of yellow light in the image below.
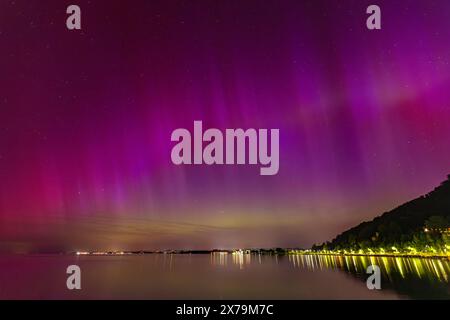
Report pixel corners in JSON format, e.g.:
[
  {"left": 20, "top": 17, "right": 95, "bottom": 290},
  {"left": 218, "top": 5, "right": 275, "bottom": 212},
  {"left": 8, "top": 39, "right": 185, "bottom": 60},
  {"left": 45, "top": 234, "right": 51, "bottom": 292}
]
[
  {"left": 290, "top": 245, "right": 450, "bottom": 257},
  {"left": 424, "top": 227, "right": 450, "bottom": 234}
]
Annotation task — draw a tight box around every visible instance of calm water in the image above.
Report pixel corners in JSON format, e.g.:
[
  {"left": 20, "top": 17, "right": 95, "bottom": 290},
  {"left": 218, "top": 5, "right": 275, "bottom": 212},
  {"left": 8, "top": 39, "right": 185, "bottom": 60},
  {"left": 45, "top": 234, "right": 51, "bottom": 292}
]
[{"left": 0, "top": 254, "right": 449, "bottom": 299}]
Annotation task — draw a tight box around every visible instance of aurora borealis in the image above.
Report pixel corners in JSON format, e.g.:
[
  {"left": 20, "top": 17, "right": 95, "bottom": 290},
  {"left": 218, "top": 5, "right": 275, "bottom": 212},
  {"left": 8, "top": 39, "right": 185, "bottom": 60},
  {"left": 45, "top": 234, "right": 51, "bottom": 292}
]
[{"left": 1, "top": 0, "right": 450, "bottom": 253}]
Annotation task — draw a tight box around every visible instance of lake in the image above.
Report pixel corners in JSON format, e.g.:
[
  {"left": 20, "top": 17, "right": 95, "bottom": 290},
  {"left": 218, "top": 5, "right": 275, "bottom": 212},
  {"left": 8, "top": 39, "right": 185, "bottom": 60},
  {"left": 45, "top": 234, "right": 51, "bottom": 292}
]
[{"left": 0, "top": 254, "right": 449, "bottom": 299}]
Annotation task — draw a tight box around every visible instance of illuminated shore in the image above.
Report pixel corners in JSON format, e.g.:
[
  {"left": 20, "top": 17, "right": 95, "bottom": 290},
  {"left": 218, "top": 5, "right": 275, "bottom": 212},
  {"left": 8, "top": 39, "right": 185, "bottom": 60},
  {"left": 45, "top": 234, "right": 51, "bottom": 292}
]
[
  {"left": 71, "top": 249, "right": 450, "bottom": 283},
  {"left": 71, "top": 248, "right": 450, "bottom": 260},
  {"left": 288, "top": 250, "right": 450, "bottom": 259}
]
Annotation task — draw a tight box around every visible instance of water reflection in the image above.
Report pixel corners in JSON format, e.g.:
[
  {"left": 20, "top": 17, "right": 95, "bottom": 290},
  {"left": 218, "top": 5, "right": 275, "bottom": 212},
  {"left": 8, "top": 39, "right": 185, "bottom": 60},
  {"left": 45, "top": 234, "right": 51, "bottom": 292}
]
[
  {"left": 288, "top": 255, "right": 450, "bottom": 282},
  {"left": 211, "top": 252, "right": 450, "bottom": 299},
  {"left": 211, "top": 252, "right": 268, "bottom": 269}
]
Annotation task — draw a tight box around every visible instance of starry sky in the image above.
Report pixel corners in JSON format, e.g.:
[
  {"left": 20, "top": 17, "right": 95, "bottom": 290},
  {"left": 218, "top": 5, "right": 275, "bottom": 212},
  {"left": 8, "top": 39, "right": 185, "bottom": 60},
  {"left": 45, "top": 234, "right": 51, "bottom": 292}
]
[{"left": 0, "top": 0, "right": 450, "bottom": 253}]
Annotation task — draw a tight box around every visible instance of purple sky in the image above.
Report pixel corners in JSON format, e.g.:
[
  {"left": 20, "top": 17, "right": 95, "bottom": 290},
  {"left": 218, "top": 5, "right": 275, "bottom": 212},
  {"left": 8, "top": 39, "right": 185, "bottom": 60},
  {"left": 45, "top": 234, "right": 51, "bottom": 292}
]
[{"left": 1, "top": 0, "right": 450, "bottom": 252}]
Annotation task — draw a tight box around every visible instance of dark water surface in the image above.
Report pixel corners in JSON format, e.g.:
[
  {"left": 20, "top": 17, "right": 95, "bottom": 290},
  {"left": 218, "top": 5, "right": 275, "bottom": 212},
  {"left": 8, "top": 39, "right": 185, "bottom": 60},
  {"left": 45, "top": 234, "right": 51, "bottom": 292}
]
[{"left": 0, "top": 254, "right": 449, "bottom": 299}]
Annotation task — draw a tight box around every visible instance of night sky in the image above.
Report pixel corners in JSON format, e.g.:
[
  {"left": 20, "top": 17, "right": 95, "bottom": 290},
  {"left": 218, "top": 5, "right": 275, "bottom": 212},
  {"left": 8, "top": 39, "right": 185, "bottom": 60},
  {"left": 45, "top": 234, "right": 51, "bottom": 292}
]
[{"left": 1, "top": 0, "right": 450, "bottom": 253}]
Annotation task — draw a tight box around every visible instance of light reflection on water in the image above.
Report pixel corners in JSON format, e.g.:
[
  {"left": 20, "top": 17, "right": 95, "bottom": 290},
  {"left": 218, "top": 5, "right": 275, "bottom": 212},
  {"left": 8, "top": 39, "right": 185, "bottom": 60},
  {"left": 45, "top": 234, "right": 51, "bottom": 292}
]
[
  {"left": 288, "top": 254, "right": 450, "bottom": 282},
  {"left": 210, "top": 252, "right": 450, "bottom": 299},
  {"left": 211, "top": 253, "right": 449, "bottom": 282},
  {"left": 0, "top": 253, "right": 449, "bottom": 299}
]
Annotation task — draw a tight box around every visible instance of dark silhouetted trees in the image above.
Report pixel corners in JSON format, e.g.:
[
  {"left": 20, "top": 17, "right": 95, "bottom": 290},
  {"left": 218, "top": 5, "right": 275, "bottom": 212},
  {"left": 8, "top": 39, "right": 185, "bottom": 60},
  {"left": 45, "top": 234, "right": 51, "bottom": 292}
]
[{"left": 314, "top": 175, "right": 450, "bottom": 253}]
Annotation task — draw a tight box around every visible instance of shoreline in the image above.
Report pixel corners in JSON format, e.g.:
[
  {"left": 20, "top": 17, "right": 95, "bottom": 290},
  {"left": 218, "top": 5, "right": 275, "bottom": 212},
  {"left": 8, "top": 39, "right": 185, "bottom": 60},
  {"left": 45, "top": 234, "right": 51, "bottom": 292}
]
[{"left": 3, "top": 250, "right": 449, "bottom": 260}]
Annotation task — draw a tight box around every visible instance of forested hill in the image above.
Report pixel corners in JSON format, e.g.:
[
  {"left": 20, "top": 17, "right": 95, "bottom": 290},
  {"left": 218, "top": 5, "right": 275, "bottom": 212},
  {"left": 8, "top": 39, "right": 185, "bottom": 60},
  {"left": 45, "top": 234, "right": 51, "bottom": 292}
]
[{"left": 314, "top": 175, "right": 450, "bottom": 251}]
